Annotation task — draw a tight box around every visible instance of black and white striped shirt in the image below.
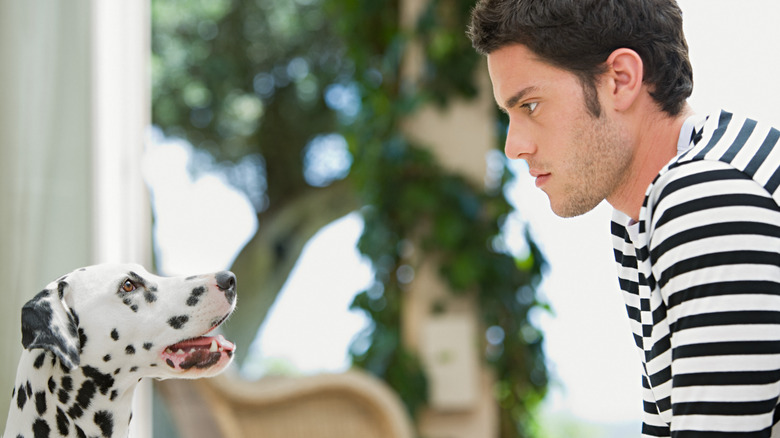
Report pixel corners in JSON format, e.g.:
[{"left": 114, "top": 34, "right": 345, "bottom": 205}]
[{"left": 611, "top": 110, "right": 780, "bottom": 437}]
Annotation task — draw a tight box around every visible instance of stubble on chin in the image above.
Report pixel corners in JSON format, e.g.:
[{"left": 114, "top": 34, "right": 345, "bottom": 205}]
[{"left": 548, "top": 116, "right": 632, "bottom": 218}]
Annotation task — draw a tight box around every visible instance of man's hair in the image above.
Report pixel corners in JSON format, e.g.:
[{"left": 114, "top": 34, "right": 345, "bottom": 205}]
[{"left": 467, "top": 0, "right": 693, "bottom": 116}]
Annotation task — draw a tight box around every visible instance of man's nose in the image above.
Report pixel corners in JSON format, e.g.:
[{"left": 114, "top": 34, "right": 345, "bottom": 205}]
[{"left": 504, "top": 122, "right": 535, "bottom": 159}]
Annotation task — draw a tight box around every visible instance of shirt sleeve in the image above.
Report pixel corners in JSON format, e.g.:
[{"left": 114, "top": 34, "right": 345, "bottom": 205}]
[{"left": 647, "top": 159, "right": 780, "bottom": 437}]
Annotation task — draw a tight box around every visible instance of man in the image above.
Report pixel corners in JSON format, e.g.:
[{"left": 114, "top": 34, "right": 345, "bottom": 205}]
[{"left": 468, "top": 0, "right": 780, "bottom": 436}]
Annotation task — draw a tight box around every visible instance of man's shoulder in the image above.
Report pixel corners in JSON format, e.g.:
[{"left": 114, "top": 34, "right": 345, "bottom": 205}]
[
  {"left": 648, "top": 159, "right": 765, "bottom": 213},
  {"left": 672, "top": 110, "right": 780, "bottom": 193},
  {"left": 649, "top": 109, "right": 780, "bottom": 208}
]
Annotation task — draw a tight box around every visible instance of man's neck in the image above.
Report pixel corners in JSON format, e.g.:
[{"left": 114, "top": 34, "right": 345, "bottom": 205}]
[{"left": 608, "top": 102, "right": 694, "bottom": 221}]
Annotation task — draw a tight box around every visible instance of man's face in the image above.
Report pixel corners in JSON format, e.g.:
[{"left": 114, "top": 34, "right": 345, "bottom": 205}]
[{"left": 487, "top": 44, "right": 633, "bottom": 217}]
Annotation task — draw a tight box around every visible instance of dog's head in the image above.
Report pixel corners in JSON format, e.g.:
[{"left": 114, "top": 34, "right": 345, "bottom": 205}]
[{"left": 21, "top": 264, "right": 237, "bottom": 379}]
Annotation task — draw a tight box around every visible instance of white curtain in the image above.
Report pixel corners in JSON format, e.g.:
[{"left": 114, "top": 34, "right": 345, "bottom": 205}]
[{"left": 0, "top": 0, "right": 151, "bottom": 434}]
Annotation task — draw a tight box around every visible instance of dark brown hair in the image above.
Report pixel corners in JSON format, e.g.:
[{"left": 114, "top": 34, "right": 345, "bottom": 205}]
[{"left": 467, "top": 0, "right": 693, "bottom": 116}]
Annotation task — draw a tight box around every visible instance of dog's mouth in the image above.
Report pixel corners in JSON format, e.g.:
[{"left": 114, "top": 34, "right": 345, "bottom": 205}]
[{"left": 161, "top": 333, "right": 235, "bottom": 371}]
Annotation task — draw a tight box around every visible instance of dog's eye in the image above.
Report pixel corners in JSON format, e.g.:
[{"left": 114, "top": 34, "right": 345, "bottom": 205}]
[{"left": 121, "top": 280, "right": 136, "bottom": 293}]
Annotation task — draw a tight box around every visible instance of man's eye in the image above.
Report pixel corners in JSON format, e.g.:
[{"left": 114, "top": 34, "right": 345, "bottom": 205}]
[
  {"left": 122, "top": 280, "right": 136, "bottom": 293},
  {"left": 522, "top": 102, "right": 538, "bottom": 113}
]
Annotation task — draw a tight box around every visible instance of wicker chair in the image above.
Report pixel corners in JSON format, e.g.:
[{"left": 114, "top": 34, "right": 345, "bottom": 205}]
[{"left": 156, "top": 370, "right": 414, "bottom": 438}]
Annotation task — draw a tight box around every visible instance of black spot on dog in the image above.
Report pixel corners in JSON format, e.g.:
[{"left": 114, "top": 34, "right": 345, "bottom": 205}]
[
  {"left": 32, "top": 418, "right": 50, "bottom": 438},
  {"left": 167, "top": 315, "right": 189, "bottom": 329},
  {"left": 35, "top": 391, "right": 46, "bottom": 415},
  {"left": 121, "top": 295, "right": 133, "bottom": 305},
  {"left": 18, "top": 385, "right": 28, "bottom": 409},
  {"left": 21, "top": 291, "right": 79, "bottom": 371},
  {"left": 57, "top": 376, "right": 73, "bottom": 404},
  {"left": 56, "top": 407, "right": 69, "bottom": 435},
  {"left": 225, "top": 289, "right": 236, "bottom": 306},
  {"left": 76, "top": 328, "right": 87, "bottom": 353},
  {"left": 111, "top": 329, "right": 119, "bottom": 341},
  {"left": 130, "top": 304, "right": 138, "bottom": 312},
  {"left": 26, "top": 381, "right": 32, "bottom": 397},
  {"left": 187, "top": 286, "right": 206, "bottom": 307},
  {"left": 110, "top": 390, "right": 118, "bottom": 401},
  {"left": 143, "top": 342, "right": 153, "bottom": 351},
  {"left": 75, "top": 380, "right": 96, "bottom": 410},
  {"left": 103, "top": 354, "right": 111, "bottom": 362},
  {"left": 61, "top": 376, "right": 73, "bottom": 392},
  {"left": 114, "top": 368, "right": 121, "bottom": 375},
  {"left": 125, "top": 345, "right": 135, "bottom": 355},
  {"left": 75, "top": 424, "right": 86, "bottom": 438},
  {"left": 48, "top": 377, "right": 56, "bottom": 393},
  {"left": 185, "top": 275, "right": 198, "bottom": 281},
  {"left": 130, "top": 366, "right": 138, "bottom": 372},
  {"left": 11, "top": 386, "right": 14, "bottom": 398},
  {"left": 129, "top": 411, "right": 133, "bottom": 424},
  {"left": 67, "top": 403, "right": 84, "bottom": 419},
  {"left": 69, "top": 308, "right": 80, "bottom": 326},
  {"left": 150, "top": 363, "right": 157, "bottom": 367},
  {"left": 57, "top": 281, "right": 67, "bottom": 299},
  {"left": 83, "top": 366, "right": 115, "bottom": 395},
  {"left": 33, "top": 352, "right": 46, "bottom": 369},
  {"left": 68, "top": 317, "right": 78, "bottom": 340},
  {"left": 58, "top": 388, "right": 70, "bottom": 404},
  {"left": 166, "top": 359, "right": 175, "bottom": 368},
  {"left": 94, "top": 410, "right": 114, "bottom": 437},
  {"left": 128, "top": 271, "right": 146, "bottom": 284},
  {"left": 144, "top": 290, "right": 157, "bottom": 303}
]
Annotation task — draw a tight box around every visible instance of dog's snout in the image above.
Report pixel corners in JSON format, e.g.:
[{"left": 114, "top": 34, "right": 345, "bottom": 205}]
[{"left": 215, "top": 271, "right": 236, "bottom": 292}]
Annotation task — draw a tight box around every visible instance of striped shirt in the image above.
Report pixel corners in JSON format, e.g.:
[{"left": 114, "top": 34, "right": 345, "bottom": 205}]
[{"left": 611, "top": 110, "right": 780, "bottom": 437}]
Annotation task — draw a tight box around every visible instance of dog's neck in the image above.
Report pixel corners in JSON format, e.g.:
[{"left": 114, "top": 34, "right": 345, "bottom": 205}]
[{"left": 5, "top": 350, "right": 139, "bottom": 438}]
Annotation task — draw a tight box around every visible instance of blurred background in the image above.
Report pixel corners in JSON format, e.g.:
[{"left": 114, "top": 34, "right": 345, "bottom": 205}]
[{"left": 1, "top": 1, "right": 779, "bottom": 437}]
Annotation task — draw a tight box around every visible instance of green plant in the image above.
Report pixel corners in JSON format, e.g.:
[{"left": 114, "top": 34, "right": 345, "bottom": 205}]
[
  {"left": 324, "top": 0, "right": 549, "bottom": 435},
  {"left": 151, "top": 0, "right": 549, "bottom": 435}
]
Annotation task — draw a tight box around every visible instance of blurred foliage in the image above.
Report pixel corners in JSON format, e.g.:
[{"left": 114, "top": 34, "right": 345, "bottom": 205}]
[
  {"left": 152, "top": 0, "right": 352, "bottom": 209},
  {"left": 152, "top": 0, "right": 548, "bottom": 436}
]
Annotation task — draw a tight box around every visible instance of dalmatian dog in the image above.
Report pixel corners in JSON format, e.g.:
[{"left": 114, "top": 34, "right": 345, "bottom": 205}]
[{"left": 3, "top": 263, "right": 237, "bottom": 438}]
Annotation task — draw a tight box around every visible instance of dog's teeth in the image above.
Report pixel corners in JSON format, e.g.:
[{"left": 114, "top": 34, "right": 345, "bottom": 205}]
[
  {"left": 209, "top": 340, "right": 218, "bottom": 352},
  {"left": 176, "top": 349, "right": 185, "bottom": 355}
]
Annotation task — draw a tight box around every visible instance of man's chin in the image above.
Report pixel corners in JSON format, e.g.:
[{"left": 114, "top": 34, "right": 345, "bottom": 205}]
[{"left": 548, "top": 196, "right": 601, "bottom": 218}]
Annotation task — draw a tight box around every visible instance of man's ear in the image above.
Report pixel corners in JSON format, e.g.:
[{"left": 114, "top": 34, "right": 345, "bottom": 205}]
[
  {"left": 21, "top": 284, "right": 80, "bottom": 370},
  {"left": 604, "top": 48, "right": 644, "bottom": 112}
]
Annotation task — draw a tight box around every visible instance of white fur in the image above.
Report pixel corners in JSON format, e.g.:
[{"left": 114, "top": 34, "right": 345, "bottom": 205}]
[{"left": 4, "top": 264, "right": 237, "bottom": 438}]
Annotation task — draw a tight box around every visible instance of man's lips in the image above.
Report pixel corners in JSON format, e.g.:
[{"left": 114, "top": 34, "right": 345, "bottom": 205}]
[{"left": 529, "top": 169, "right": 551, "bottom": 188}]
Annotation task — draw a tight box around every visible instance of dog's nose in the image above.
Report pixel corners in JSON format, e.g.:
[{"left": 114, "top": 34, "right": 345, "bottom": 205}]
[{"left": 215, "top": 271, "right": 236, "bottom": 292}]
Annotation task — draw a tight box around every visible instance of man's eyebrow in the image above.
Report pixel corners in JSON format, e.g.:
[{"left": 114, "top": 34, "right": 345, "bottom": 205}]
[{"left": 503, "top": 86, "right": 540, "bottom": 111}]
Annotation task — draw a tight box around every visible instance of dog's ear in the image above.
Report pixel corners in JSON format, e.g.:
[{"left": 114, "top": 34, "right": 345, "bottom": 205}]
[{"left": 21, "top": 284, "right": 80, "bottom": 370}]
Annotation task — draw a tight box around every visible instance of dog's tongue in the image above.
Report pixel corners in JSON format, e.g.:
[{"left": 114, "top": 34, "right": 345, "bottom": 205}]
[{"left": 163, "top": 334, "right": 235, "bottom": 370}]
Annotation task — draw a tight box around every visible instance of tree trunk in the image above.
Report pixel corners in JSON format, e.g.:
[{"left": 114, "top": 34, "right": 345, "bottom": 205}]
[{"left": 224, "top": 181, "right": 359, "bottom": 365}]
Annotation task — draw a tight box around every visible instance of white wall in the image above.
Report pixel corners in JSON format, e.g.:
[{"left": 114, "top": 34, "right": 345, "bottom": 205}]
[{"left": 0, "top": 0, "right": 151, "bottom": 433}]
